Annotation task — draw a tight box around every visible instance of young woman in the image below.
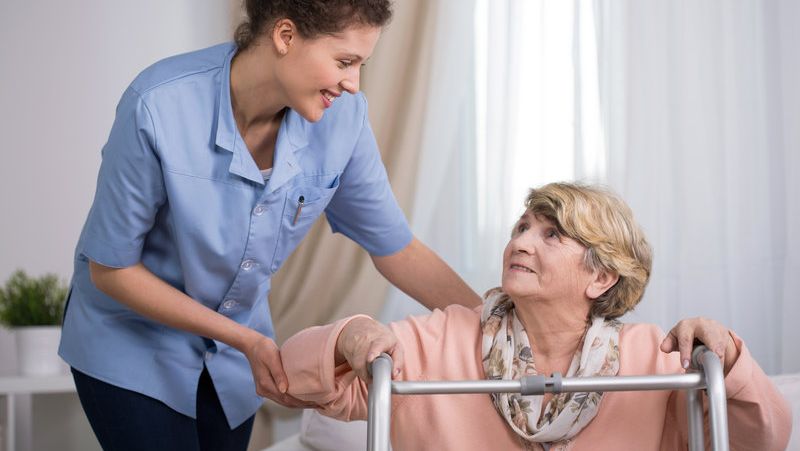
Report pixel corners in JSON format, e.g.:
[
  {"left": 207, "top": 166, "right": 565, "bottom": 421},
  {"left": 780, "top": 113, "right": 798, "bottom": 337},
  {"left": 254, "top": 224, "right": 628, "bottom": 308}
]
[{"left": 58, "top": 1, "right": 480, "bottom": 449}]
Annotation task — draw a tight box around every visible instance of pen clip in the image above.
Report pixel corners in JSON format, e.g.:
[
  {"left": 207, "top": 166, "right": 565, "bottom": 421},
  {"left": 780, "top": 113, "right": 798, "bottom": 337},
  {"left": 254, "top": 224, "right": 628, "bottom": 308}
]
[{"left": 292, "top": 195, "right": 305, "bottom": 225}]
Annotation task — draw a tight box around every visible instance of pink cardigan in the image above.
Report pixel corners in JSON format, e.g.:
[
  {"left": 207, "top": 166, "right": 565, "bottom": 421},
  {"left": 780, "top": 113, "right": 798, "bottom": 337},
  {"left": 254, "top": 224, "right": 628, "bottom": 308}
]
[{"left": 281, "top": 305, "right": 791, "bottom": 450}]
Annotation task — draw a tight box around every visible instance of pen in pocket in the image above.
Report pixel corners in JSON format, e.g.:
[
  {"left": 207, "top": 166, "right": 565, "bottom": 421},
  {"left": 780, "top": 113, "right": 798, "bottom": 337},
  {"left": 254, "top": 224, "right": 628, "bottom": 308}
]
[{"left": 292, "top": 195, "right": 305, "bottom": 225}]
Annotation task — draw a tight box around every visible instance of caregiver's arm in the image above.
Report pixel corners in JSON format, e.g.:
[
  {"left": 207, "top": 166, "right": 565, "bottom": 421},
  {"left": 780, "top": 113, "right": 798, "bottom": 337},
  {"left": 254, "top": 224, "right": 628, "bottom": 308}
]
[
  {"left": 371, "top": 237, "right": 481, "bottom": 310},
  {"left": 89, "top": 261, "right": 312, "bottom": 408}
]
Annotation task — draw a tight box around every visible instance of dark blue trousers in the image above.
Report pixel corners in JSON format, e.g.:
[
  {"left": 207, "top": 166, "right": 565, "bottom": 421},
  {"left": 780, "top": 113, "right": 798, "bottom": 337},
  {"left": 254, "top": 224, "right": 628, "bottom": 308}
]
[{"left": 72, "top": 367, "right": 255, "bottom": 451}]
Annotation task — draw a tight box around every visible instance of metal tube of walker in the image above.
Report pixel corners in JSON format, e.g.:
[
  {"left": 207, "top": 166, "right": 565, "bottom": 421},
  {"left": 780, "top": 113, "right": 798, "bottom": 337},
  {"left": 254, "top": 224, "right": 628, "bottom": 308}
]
[
  {"left": 367, "top": 353, "right": 393, "bottom": 451},
  {"left": 686, "top": 389, "right": 705, "bottom": 451},
  {"left": 693, "top": 346, "right": 730, "bottom": 451},
  {"left": 393, "top": 373, "right": 705, "bottom": 395},
  {"left": 367, "top": 347, "right": 729, "bottom": 450}
]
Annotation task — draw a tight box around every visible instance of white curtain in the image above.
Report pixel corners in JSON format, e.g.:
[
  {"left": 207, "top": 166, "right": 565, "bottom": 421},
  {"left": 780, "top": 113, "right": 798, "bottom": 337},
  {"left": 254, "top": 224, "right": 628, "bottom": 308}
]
[
  {"left": 382, "top": 0, "right": 607, "bottom": 319},
  {"left": 384, "top": 0, "right": 799, "bottom": 377},
  {"left": 458, "top": 0, "right": 602, "bottom": 294},
  {"left": 391, "top": 0, "right": 603, "bottom": 298},
  {"left": 470, "top": 0, "right": 581, "bottom": 293},
  {"left": 380, "top": 0, "right": 480, "bottom": 322},
  {"left": 595, "top": 0, "right": 800, "bottom": 375}
]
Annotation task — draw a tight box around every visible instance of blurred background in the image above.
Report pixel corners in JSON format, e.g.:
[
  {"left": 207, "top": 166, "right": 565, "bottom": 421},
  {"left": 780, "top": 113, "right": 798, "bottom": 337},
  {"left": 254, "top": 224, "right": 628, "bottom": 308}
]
[{"left": 0, "top": 0, "right": 797, "bottom": 449}]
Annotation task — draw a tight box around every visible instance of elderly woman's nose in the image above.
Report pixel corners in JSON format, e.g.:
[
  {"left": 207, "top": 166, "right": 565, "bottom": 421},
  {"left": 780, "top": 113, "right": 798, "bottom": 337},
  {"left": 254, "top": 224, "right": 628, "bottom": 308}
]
[{"left": 510, "top": 234, "right": 535, "bottom": 254}]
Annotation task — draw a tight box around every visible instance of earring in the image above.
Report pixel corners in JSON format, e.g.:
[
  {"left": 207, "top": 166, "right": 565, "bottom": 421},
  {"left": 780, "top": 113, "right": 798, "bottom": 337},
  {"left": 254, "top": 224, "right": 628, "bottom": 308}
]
[{"left": 279, "top": 48, "right": 287, "bottom": 55}]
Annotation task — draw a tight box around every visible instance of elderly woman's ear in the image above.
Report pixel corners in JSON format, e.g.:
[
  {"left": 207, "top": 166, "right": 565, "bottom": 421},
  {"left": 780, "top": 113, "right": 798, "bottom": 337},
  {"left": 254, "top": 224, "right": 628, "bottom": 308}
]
[{"left": 585, "top": 270, "right": 619, "bottom": 300}]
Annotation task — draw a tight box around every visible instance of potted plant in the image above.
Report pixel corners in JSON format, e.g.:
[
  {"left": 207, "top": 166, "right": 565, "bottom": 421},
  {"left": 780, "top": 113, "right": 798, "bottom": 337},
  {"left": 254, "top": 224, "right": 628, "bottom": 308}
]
[{"left": 0, "top": 270, "right": 69, "bottom": 376}]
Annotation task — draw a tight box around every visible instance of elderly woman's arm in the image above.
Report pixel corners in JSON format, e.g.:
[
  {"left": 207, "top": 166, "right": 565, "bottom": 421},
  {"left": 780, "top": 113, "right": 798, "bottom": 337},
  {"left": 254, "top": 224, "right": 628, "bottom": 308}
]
[
  {"left": 280, "top": 308, "right": 455, "bottom": 421},
  {"left": 660, "top": 324, "right": 792, "bottom": 450},
  {"left": 279, "top": 315, "right": 376, "bottom": 420},
  {"left": 281, "top": 304, "right": 482, "bottom": 422}
]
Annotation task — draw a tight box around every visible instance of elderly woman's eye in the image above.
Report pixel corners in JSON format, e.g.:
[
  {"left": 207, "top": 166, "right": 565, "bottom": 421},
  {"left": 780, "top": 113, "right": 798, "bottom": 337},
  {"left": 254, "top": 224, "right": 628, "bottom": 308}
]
[{"left": 546, "top": 228, "right": 560, "bottom": 239}]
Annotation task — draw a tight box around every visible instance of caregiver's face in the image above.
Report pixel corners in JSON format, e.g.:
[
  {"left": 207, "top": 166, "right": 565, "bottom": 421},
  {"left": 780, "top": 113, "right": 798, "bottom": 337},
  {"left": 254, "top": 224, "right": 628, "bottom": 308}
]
[
  {"left": 501, "top": 211, "right": 593, "bottom": 303},
  {"left": 275, "top": 23, "right": 381, "bottom": 122}
]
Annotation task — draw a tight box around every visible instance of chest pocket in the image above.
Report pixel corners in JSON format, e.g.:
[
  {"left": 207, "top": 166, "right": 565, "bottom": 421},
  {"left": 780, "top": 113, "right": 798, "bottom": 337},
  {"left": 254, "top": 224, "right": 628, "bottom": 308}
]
[{"left": 270, "top": 174, "right": 340, "bottom": 272}]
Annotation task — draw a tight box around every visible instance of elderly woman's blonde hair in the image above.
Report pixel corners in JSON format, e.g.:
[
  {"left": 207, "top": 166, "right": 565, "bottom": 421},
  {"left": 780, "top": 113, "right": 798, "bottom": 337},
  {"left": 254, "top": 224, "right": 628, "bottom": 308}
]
[{"left": 525, "top": 182, "right": 653, "bottom": 319}]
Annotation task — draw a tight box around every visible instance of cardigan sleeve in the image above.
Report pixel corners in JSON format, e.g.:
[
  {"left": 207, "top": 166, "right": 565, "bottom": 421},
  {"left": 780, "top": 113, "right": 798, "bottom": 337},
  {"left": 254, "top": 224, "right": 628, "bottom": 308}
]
[
  {"left": 280, "top": 307, "right": 460, "bottom": 421},
  {"left": 279, "top": 314, "right": 372, "bottom": 421},
  {"left": 660, "top": 331, "right": 792, "bottom": 450}
]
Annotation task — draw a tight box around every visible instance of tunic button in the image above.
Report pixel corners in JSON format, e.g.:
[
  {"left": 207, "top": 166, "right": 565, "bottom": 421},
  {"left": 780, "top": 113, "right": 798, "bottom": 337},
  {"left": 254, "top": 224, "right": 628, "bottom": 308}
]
[
  {"left": 253, "top": 204, "right": 266, "bottom": 216},
  {"left": 223, "top": 299, "right": 238, "bottom": 310},
  {"left": 241, "top": 259, "right": 255, "bottom": 270},
  {"left": 204, "top": 351, "right": 214, "bottom": 361}
]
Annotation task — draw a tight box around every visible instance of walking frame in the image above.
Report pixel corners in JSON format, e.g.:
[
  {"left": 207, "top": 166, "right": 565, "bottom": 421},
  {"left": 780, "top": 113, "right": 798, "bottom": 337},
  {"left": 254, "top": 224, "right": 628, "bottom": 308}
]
[{"left": 367, "top": 345, "right": 729, "bottom": 451}]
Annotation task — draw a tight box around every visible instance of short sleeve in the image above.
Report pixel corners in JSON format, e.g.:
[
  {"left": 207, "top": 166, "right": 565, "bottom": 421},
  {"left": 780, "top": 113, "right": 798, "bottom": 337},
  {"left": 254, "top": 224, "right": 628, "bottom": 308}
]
[
  {"left": 79, "top": 86, "right": 166, "bottom": 268},
  {"left": 324, "top": 95, "right": 413, "bottom": 256}
]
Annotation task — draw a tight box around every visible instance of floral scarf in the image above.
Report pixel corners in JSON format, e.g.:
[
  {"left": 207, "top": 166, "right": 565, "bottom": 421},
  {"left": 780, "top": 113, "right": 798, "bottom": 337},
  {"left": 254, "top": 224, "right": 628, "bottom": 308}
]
[{"left": 480, "top": 289, "right": 622, "bottom": 445}]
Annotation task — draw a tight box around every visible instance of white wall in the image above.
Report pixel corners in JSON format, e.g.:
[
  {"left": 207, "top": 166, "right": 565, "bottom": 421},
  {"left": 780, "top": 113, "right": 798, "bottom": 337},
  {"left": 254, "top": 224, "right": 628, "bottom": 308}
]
[
  {"left": 0, "top": 1, "right": 234, "bottom": 281},
  {"left": 0, "top": 2, "right": 234, "bottom": 450}
]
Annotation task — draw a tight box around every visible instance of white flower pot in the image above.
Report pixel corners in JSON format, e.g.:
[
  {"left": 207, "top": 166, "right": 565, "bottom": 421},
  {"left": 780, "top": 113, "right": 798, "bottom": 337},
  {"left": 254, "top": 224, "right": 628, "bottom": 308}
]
[{"left": 15, "top": 326, "right": 67, "bottom": 376}]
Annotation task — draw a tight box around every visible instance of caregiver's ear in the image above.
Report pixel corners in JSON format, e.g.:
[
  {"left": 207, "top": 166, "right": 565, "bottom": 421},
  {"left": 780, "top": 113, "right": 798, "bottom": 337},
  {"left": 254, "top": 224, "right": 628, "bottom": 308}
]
[
  {"left": 586, "top": 270, "right": 619, "bottom": 300},
  {"left": 271, "top": 18, "right": 298, "bottom": 55}
]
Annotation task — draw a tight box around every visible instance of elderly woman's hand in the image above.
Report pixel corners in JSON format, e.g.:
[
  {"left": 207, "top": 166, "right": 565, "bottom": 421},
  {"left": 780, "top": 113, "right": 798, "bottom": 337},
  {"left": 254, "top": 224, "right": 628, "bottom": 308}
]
[
  {"left": 336, "top": 317, "right": 404, "bottom": 382},
  {"left": 659, "top": 317, "right": 740, "bottom": 375}
]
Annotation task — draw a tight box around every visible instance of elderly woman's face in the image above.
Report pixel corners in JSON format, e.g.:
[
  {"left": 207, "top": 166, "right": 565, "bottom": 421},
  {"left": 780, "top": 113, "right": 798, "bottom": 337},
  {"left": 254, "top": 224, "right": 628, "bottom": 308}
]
[{"left": 502, "top": 211, "right": 595, "bottom": 304}]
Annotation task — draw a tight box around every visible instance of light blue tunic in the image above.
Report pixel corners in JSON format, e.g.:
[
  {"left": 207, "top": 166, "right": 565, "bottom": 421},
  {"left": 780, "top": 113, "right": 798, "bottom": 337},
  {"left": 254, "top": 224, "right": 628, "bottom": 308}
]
[{"left": 59, "top": 43, "right": 412, "bottom": 428}]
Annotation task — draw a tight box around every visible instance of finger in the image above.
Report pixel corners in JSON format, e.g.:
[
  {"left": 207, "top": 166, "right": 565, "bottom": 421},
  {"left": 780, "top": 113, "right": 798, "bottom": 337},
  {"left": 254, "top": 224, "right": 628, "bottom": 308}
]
[
  {"left": 391, "top": 343, "right": 404, "bottom": 378},
  {"left": 375, "top": 337, "right": 403, "bottom": 378},
  {"left": 660, "top": 331, "right": 677, "bottom": 353},
  {"left": 366, "top": 337, "right": 394, "bottom": 362},
  {"left": 362, "top": 340, "right": 391, "bottom": 382},
  {"left": 277, "top": 393, "right": 317, "bottom": 409},
  {"left": 694, "top": 321, "right": 726, "bottom": 361},
  {"left": 354, "top": 359, "right": 371, "bottom": 384},
  {"left": 265, "top": 347, "right": 289, "bottom": 394},
  {"left": 257, "top": 374, "right": 316, "bottom": 408},
  {"left": 262, "top": 390, "right": 314, "bottom": 408},
  {"left": 674, "top": 324, "right": 694, "bottom": 369},
  {"left": 349, "top": 348, "right": 370, "bottom": 382},
  {"left": 255, "top": 370, "right": 281, "bottom": 399},
  {"left": 368, "top": 338, "right": 401, "bottom": 377}
]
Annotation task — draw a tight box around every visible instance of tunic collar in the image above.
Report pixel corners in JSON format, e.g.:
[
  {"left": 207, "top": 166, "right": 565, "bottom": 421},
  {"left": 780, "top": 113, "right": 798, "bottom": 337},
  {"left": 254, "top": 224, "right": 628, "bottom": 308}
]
[{"left": 214, "top": 44, "right": 309, "bottom": 190}]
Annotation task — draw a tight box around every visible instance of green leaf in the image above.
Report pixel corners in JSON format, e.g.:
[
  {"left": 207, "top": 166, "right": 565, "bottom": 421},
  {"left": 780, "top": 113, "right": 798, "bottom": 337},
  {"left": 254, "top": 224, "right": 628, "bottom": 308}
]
[{"left": 0, "top": 270, "right": 68, "bottom": 327}]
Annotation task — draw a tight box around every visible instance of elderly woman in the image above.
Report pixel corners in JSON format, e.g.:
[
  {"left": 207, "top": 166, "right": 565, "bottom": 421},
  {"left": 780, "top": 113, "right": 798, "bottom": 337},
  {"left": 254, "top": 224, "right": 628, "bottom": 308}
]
[{"left": 281, "top": 183, "right": 791, "bottom": 450}]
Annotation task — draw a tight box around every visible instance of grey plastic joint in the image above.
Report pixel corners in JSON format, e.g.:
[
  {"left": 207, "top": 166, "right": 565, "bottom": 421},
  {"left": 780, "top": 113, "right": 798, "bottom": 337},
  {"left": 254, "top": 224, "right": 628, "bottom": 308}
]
[
  {"left": 521, "top": 375, "right": 546, "bottom": 395},
  {"left": 690, "top": 345, "right": 708, "bottom": 369},
  {"left": 550, "top": 372, "right": 563, "bottom": 393}
]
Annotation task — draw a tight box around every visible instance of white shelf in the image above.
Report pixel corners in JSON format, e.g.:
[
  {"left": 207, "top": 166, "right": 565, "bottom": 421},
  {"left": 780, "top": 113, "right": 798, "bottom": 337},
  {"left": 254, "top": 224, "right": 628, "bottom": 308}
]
[
  {"left": 0, "top": 374, "right": 77, "bottom": 451},
  {"left": 0, "top": 374, "right": 74, "bottom": 395}
]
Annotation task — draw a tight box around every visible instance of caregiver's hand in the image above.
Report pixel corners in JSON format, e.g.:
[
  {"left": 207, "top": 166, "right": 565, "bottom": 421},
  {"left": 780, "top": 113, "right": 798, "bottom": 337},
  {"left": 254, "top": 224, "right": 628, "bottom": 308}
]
[
  {"left": 336, "top": 317, "right": 404, "bottom": 382},
  {"left": 244, "top": 334, "right": 316, "bottom": 408},
  {"left": 659, "top": 317, "right": 740, "bottom": 375}
]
